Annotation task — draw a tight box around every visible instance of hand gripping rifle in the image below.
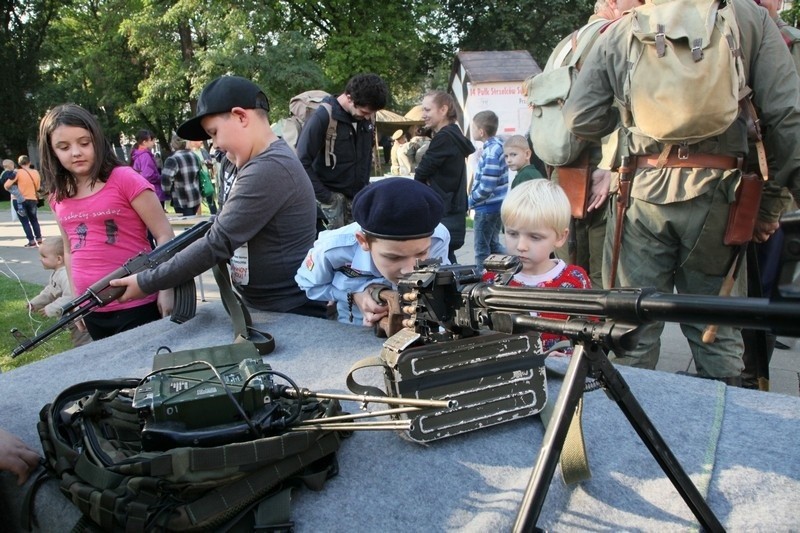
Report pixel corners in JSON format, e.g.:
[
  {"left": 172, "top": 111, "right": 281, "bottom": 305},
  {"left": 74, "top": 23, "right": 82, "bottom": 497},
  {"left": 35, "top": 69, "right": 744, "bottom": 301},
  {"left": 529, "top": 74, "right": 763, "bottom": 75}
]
[
  {"left": 397, "top": 212, "right": 800, "bottom": 532},
  {"left": 11, "top": 220, "right": 213, "bottom": 358}
]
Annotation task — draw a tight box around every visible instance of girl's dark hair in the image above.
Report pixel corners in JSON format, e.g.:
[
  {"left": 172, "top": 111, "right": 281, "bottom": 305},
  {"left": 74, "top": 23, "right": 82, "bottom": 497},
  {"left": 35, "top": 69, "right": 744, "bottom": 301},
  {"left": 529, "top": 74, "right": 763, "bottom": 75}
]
[
  {"left": 134, "top": 129, "right": 153, "bottom": 146},
  {"left": 38, "top": 104, "right": 122, "bottom": 202},
  {"left": 424, "top": 90, "right": 458, "bottom": 123}
]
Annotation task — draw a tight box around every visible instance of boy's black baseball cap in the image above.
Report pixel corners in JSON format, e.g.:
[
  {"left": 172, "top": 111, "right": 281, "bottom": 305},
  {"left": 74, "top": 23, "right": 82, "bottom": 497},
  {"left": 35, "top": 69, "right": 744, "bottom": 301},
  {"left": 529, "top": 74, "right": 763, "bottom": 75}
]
[{"left": 176, "top": 76, "right": 270, "bottom": 141}]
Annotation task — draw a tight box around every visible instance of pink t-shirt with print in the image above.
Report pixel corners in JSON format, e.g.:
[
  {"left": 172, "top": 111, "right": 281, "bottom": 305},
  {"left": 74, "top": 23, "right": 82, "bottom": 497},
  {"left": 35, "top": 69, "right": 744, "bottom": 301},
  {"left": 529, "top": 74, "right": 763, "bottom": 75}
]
[{"left": 52, "top": 166, "right": 158, "bottom": 313}]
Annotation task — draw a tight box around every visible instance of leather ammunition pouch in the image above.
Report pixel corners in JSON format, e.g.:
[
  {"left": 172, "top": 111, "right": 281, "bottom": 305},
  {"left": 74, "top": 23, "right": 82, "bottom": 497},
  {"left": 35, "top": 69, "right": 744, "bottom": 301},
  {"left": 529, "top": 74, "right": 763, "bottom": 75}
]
[
  {"left": 557, "top": 152, "right": 592, "bottom": 219},
  {"left": 724, "top": 172, "right": 764, "bottom": 246}
]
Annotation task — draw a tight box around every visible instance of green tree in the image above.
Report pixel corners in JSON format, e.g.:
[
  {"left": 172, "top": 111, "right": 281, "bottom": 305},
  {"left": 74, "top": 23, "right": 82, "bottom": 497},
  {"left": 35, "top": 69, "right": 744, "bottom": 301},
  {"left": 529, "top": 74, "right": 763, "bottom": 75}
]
[
  {"left": 120, "top": 0, "right": 327, "bottom": 149},
  {"left": 0, "top": 0, "right": 62, "bottom": 156},
  {"left": 36, "top": 0, "right": 143, "bottom": 148},
  {"left": 440, "top": 0, "right": 595, "bottom": 67},
  {"left": 278, "top": 0, "right": 448, "bottom": 108}
]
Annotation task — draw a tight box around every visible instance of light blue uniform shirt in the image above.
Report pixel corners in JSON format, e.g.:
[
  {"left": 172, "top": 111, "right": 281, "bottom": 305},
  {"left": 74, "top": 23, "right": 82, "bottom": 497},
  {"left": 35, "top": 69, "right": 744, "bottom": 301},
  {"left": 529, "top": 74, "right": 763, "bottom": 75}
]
[{"left": 295, "top": 222, "right": 451, "bottom": 324}]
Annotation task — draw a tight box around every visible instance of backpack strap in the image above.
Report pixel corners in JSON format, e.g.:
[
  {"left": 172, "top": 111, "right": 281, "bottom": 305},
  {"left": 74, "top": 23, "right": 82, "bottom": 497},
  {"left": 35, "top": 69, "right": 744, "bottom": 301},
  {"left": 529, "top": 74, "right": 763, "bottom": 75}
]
[
  {"left": 177, "top": 430, "right": 341, "bottom": 530},
  {"left": 320, "top": 103, "right": 337, "bottom": 169},
  {"left": 548, "top": 18, "right": 610, "bottom": 71},
  {"left": 212, "top": 263, "right": 275, "bottom": 355}
]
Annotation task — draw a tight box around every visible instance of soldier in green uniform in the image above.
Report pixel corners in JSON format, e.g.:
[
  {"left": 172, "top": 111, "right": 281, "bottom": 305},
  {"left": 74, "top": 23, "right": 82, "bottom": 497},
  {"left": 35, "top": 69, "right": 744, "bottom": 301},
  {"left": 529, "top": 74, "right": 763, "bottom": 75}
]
[
  {"left": 740, "top": 0, "right": 800, "bottom": 388},
  {"left": 563, "top": 0, "right": 800, "bottom": 384},
  {"left": 538, "top": 0, "right": 643, "bottom": 289}
]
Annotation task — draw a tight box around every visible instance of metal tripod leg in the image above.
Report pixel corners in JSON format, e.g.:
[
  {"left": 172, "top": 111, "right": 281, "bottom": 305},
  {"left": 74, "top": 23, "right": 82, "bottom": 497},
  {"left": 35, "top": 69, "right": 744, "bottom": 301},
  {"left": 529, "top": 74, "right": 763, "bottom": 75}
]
[{"left": 513, "top": 342, "right": 724, "bottom": 532}]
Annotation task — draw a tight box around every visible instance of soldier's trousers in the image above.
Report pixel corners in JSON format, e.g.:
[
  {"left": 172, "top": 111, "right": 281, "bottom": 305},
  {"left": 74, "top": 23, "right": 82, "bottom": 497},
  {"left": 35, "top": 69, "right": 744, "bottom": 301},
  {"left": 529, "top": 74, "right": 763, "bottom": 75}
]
[{"left": 602, "top": 185, "right": 745, "bottom": 378}]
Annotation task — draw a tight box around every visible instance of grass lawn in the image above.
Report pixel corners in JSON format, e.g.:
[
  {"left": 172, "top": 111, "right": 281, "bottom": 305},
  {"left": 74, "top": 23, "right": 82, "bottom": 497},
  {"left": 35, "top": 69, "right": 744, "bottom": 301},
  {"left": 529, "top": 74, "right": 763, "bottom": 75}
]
[{"left": 0, "top": 274, "right": 74, "bottom": 372}]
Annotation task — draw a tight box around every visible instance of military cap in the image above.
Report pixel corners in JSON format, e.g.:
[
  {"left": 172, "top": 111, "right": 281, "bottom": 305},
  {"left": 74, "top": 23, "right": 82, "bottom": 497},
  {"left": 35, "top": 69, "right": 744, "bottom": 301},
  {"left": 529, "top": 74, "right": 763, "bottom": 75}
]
[{"left": 353, "top": 178, "right": 444, "bottom": 240}]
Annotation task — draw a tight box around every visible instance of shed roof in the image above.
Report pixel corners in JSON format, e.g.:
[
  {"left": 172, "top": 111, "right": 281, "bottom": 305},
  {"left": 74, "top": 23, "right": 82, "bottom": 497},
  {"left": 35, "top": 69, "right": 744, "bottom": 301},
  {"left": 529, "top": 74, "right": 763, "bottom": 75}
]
[{"left": 453, "top": 50, "right": 541, "bottom": 83}]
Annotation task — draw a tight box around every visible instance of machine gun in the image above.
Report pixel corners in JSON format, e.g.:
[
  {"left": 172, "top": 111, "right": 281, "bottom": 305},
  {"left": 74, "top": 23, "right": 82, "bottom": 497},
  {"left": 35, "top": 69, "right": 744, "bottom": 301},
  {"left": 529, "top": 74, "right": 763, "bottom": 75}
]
[
  {"left": 11, "top": 220, "right": 213, "bottom": 358},
  {"left": 396, "top": 212, "right": 800, "bottom": 532}
]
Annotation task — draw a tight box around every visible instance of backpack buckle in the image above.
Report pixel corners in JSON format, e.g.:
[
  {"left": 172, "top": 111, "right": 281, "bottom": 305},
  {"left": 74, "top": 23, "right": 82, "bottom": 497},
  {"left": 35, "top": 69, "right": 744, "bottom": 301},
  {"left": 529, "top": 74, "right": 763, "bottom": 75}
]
[
  {"left": 691, "top": 38, "right": 704, "bottom": 62},
  {"left": 677, "top": 144, "right": 689, "bottom": 160},
  {"left": 656, "top": 24, "right": 666, "bottom": 58}
]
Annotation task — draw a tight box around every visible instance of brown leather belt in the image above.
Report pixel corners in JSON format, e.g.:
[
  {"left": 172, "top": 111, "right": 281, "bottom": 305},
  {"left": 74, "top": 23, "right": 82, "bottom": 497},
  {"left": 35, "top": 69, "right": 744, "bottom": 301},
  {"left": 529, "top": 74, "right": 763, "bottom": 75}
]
[{"left": 636, "top": 153, "right": 741, "bottom": 170}]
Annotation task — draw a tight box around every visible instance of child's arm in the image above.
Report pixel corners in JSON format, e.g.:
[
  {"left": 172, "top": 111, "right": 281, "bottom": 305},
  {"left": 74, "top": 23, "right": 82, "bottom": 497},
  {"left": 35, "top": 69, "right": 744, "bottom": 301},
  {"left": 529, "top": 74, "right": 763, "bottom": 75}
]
[
  {"left": 43, "top": 269, "right": 75, "bottom": 318},
  {"left": 29, "top": 287, "right": 52, "bottom": 312},
  {"left": 469, "top": 143, "right": 507, "bottom": 207},
  {"left": 132, "top": 189, "right": 175, "bottom": 316}
]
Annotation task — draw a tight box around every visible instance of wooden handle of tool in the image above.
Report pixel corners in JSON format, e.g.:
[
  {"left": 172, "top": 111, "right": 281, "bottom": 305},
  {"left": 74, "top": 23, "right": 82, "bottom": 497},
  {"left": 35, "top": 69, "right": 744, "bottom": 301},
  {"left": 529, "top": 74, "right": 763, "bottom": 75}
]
[{"left": 701, "top": 265, "right": 738, "bottom": 344}]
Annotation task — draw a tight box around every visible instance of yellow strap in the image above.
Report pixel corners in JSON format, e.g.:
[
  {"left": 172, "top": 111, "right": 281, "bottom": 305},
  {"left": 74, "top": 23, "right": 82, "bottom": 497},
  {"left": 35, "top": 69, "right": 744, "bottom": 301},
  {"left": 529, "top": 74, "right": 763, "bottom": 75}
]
[{"left": 539, "top": 388, "right": 592, "bottom": 484}]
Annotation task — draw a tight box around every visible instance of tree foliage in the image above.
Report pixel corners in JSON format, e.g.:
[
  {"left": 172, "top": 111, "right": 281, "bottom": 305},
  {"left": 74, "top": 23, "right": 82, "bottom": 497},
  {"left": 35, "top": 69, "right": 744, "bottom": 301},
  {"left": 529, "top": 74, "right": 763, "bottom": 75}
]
[
  {"left": 440, "top": 0, "right": 595, "bottom": 68},
  {"left": 37, "top": 0, "right": 142, "bottom": 147},
  {"left": 0, "top": 0, "right": 62, "bottom": 156},
  {"left": 18, "top": 0, "right": 597, "bottom": 154}
]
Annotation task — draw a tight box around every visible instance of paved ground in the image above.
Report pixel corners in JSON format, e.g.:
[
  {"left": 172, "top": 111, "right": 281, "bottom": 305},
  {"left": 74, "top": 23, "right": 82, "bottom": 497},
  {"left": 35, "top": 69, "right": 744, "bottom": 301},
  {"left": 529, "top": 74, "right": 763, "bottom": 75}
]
[{"left": 1, "top": 206, "right": 797, "bottom": 396}]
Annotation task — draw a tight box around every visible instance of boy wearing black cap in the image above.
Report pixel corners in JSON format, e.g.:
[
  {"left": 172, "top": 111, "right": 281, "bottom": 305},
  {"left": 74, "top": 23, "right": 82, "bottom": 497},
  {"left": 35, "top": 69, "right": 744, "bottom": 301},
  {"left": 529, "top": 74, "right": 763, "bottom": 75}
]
[
  {"left": 296, "top": 177, "right": 450, "bottom": 326},
  {"left": 111, "top": 75, "right": 325, "bottom": 317}
]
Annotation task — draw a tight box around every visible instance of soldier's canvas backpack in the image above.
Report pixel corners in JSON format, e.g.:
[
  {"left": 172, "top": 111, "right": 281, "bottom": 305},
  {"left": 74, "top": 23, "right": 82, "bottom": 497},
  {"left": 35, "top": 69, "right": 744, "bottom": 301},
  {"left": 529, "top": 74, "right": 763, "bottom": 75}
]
[
  {"left": 526, "top": 18, "right": 610, "bottom": 167},
  {"left": 624, "top": 0, "right": 747, "bottom": 144}
]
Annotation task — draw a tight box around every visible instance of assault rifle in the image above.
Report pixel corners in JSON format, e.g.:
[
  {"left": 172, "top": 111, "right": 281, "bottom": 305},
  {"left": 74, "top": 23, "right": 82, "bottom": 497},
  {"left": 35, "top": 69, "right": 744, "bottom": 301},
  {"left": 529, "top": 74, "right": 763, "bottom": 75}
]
[
  {"left": 397, "top": 211, "right": 800, "bottom": 532},
  {"left": 11, "top": 220, "right": 213, "bottom": 358}
]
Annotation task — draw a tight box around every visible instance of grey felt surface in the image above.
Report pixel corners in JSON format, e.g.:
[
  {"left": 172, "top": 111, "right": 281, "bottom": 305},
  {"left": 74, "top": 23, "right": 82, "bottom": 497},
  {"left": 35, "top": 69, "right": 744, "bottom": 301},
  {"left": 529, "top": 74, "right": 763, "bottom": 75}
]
[{"left": 1, "top": 301, "right": 798, "bottom": 531}]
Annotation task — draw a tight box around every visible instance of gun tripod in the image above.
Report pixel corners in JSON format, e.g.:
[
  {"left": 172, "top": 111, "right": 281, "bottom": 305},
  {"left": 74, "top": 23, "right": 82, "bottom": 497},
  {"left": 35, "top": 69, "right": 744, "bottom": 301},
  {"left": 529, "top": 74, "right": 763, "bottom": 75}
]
[{"left": 504, "top": 318, "right": 724, "bottom": 532}]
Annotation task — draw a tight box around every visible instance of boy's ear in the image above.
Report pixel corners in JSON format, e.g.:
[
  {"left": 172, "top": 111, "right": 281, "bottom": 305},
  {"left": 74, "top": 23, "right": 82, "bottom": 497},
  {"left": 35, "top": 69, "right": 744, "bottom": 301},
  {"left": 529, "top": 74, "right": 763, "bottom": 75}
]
[
  {"left": 554, "top": 228, "right": 569, "bottom": 249},
  {"left": 230, "top": 107, "right": 249, "bottom": 125},
  {"left": 355, "top": 231, "right": 371, "bottom": 251}
]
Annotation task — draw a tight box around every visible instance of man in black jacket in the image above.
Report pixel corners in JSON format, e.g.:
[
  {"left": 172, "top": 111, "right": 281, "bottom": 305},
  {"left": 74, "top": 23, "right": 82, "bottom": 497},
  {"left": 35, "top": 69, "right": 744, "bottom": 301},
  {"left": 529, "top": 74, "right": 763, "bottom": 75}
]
[{"left": 296, "top": 73, "right": 389, "bottom": 229}]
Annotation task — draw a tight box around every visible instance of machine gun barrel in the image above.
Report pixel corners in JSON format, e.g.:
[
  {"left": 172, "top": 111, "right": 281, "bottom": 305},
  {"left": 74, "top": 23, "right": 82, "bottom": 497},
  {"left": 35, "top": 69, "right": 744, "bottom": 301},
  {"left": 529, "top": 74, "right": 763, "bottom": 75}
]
[
  {"left": 469, "top": 284, "right": 800, "bottom": 337},
  {"left": 11, "top": 220, "right": 213, "bottom": 358}
]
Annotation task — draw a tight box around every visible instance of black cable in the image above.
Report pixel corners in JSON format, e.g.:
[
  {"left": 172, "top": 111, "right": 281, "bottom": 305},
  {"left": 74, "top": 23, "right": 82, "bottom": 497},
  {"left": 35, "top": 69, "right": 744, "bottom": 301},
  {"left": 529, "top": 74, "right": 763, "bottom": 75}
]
[{"left": 239, "top": 370, "right": 303, "bottom": 429}]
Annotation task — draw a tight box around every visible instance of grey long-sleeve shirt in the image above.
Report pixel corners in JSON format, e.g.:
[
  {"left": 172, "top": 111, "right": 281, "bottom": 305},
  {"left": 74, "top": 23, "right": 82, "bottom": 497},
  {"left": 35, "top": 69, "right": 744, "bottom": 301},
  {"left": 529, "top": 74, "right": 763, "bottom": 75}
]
[{"left": 139, "top": 140, "right": 317, "bottom": 312}]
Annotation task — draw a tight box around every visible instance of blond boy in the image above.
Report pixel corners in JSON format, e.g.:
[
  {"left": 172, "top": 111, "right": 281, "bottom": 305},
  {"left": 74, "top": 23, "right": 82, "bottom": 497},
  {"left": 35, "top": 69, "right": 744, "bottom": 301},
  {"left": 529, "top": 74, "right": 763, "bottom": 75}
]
[
  {"left": 499, "top": 179, "right": 591, "bottom": 350},
  {"left": 503, "top": 135, "right": 545, "bottom": 188}
]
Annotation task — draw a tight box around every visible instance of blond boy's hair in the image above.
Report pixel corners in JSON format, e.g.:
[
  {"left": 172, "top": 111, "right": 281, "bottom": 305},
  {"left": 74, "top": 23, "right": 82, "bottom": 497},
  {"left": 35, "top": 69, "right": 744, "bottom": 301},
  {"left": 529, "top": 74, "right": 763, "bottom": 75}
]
[
  {"left": 501, "top": 179, "right": 570, "bottom": 235},
  {"left": 502, "top": 135, "right": 530, "bottom": 154},
  {"left": 41, "top": 236, "right": 65, "bottom": 256},
  {"left": 2, "top": 159, "right": 15, "bottom": 171}
]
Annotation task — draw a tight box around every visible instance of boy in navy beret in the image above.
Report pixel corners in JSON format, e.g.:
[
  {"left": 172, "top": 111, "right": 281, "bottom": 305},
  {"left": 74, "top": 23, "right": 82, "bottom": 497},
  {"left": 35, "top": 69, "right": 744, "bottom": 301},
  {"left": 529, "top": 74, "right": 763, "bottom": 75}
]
[{"left": 296, "top": 177, "right": 451, "bottom": 326}]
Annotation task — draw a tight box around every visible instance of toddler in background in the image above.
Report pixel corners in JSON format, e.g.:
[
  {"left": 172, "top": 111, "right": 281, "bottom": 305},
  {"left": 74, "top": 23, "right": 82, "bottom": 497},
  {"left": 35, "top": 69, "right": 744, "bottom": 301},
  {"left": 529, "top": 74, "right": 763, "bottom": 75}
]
[
  {"left": 29, "top": 236, "right": 92, "bottom": 347},
  {"left": 1, "top": 159, "right": 26, "bottom": 214}
]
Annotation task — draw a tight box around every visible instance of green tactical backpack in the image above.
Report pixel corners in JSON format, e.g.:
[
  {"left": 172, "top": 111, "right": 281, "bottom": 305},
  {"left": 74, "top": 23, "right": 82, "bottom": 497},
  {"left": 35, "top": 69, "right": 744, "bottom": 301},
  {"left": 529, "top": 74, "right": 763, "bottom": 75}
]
[{"left": 32, "top": 342, "right": 344, "bottom": 532}]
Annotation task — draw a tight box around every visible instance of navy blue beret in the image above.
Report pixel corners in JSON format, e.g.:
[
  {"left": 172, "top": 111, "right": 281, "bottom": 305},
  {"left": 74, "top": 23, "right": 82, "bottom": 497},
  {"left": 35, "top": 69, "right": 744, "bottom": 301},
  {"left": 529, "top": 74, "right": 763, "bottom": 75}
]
[{"left": 352, "top": 178, "right": 444, "bottom": 240}]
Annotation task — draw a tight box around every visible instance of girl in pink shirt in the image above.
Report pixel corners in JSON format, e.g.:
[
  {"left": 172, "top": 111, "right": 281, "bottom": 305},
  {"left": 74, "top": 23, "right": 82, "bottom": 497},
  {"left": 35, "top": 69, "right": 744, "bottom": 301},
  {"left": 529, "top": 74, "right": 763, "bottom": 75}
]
[{"left": 38, "top": 104, "right": 175, "bottom": 340}]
